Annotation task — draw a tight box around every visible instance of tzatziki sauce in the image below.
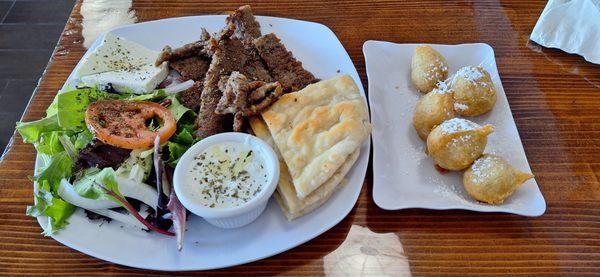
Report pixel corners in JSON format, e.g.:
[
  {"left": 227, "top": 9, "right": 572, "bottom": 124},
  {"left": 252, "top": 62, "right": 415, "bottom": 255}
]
[{"left": 184, "top": 141, "right": 268, "bottom": 209}]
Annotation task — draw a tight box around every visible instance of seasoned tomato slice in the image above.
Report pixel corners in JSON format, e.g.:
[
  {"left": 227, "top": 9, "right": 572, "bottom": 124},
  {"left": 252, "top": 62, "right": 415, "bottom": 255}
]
[{"left": 85, "top": 100, "right": 176, "bottom": 149}]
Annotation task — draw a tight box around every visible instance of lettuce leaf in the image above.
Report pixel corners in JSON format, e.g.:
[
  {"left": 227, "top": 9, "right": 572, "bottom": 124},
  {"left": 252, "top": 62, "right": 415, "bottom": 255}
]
[
  {"left": 164, "top": 133, "right": 201, "bottom": 167},
  {"left": 163, "top": 103, "right": 200, "bottom": 166},
  {"left": 34, "top": 151, "right": 74, "bottom": 194},
  {"left": 17, "top": 87, "right": 110, "bottom": 144},
  {"left": 165, "top": 141, "right": 188, "bottom": 167},
  {"left": 42, "top": 197, "right": 76, "bottom": 235},
  {"left": 73, "top": 167, "right": 123, "bottom": 202},
  {"left": 172, "top": 128, "right": 194, "bottom": 145},
  {"left": 27, "top": 188, "right": 76, "bottom": 236},
  {"left": 27, "top": 151, "right": 76, "bottom": 235},
  {"left": 56, "top": 88, "right": 109, "bottom": 130},
  {"left": 73, "top": 129, "right": 93, "bottom": 151},
  {"left": 36, "top": 131, "right": 65, "bottom": 155},
  {"left": 166, "top": 95, "right": 194, "bottom": 122},
  {"left": 129, "top": 89, "right": 166, "bottom": 101},
  {"left": 46, "top": 85, "right": 75, "bottom": 117},
  {"left": 115, "top": 149, "right": 153, "bottom": 183},
  {"left": 16, "top": 115, "right": 61, "bottom": 143}
]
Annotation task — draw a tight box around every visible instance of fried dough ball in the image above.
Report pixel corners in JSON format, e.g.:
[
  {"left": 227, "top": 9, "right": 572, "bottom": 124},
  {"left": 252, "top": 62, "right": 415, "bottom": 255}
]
[
  {"left": 412, "top": 84, "right": 455, "bottom": 140},
  {"left": 463, "top": 154, "right": 534, "bottom": 204},
  {"left": 411, "top": 45, "right": 449, "bottom": 93},
  {"left": 450, "top": 66, "right": 497, "bottom": 116},
  {"left": 426, "top": 118, "right": 494, "bottom": 170}
]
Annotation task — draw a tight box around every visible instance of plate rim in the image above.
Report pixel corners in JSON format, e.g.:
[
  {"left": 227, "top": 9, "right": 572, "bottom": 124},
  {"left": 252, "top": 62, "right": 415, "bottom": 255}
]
[
  {"left": 363, "top": 40, "right": 546, "bottom": 217},
  {"left": 33, "top": 15, "right": 371, "bottom": 271}
]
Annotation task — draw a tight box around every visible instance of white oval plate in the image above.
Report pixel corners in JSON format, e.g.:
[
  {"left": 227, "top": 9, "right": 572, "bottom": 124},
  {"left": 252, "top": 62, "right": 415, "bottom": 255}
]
[
  {"left": 34, "top": 15, "right": 370, "bottom": 271},
  {"left": 363, "top": 40, "right": 545, "bottom": 216}
]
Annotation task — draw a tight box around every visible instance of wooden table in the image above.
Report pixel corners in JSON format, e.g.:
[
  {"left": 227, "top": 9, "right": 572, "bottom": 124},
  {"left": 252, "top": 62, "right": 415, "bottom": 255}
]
[{"left": 1, "top": 0, "right": 599, "bottom": 275}]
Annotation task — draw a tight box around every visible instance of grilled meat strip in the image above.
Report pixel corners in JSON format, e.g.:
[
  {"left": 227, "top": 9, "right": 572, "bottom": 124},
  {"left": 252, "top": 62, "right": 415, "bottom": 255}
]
[
  {"left": 155, "top": 29, "right": 211, "bottom": 66},
  {"left": 155, "top": 29, "right": 211, "bottom": 82},
  {"left": 170, "top": 56, "right": 210, "bottom": 81},
  {"left": 179, "top": 81, "right": 204, "bottom": 111},
  {"left": 226, "top": 5, "right": 262, "bottom": 42},
  {"left": 194, "top": 24, "right": 242, "bottom": 138},
  {"left": 215, "top": 72, "right": 282, "bottom": 116},
  {"left": 155, "top": 29, "right": 212, "bottom": 114},
  {"left": 214, "top": 72, "right": 282, "bottom": 132},
  {"left": 194, "top": 22, "right": 274, "bottom": 138},
  {"left": 241, "top": 41, "right": 273, "bottom": 82},
  {"left": 253, "top": 33, "right": 317, "bottom": 92}
]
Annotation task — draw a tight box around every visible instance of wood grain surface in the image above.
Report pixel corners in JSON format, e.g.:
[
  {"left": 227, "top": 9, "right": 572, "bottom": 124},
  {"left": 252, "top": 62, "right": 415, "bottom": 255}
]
[{"left": 1, "top": 0, "right": 599, "bottom": 275}]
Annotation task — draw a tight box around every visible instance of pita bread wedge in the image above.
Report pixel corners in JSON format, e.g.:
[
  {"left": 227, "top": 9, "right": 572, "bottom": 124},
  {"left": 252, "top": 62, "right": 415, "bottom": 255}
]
[
  {"left": 250, "top": 117, "right": 360, "bottom": 220},
  {"left": 261, "top": 75, "right": 371, "bottom": 199}
]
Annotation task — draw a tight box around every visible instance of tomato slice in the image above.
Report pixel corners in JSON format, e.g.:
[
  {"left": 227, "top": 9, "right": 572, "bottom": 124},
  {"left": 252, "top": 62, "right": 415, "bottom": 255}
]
[{"left": 85, "top": 100, "right": 176, "bottom": 149}]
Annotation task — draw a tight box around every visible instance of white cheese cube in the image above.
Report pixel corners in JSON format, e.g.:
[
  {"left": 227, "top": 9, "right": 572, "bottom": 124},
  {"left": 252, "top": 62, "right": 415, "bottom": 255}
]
[{"left": 81, "top": 62, "right": 169, "bottom": 94}]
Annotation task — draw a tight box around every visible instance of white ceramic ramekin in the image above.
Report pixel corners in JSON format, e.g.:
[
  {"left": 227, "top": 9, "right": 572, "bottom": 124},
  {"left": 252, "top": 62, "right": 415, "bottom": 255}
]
[{"left": 173, "top": 132, "right": 280, "bottom": 229}]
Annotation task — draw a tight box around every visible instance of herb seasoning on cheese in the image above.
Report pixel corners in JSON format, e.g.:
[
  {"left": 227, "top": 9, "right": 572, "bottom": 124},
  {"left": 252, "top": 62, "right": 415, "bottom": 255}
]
[
  {"left": 185, "top": 141, "right": 269, "bottom": 208},
  {"left": 77, "top": 33, "right": 168, "bottom": 94}
]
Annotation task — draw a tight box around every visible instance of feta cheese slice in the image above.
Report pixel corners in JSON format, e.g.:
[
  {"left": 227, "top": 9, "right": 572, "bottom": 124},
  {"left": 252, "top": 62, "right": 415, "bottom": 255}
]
[
  {"left": 81, "top": 62, "right": 169, "bottom": 94},
  {"left": 76, "top": 33, "right": 161, "bottom": 77}
]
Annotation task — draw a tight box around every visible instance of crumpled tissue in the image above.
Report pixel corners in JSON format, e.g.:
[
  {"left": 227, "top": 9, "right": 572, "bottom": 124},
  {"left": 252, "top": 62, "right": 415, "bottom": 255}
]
[{"left": 530, "top": 0, "right": 600, "bottom": 64}]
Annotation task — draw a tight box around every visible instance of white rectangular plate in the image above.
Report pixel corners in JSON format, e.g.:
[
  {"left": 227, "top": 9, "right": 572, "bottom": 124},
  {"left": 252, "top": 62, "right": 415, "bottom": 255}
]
[
  {"left": 363, "top": 40, "right": 545, "bottom": 216},
  {"left": 35, "top": 16, "right": 370, "bottom": 271}
]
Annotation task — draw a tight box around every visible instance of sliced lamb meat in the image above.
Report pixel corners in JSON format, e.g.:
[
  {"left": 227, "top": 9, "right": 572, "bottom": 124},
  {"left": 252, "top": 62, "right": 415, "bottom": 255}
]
[
  {"left": 195, "top": 90, "right": 224, "bottom": 138},
  {"left": 232, "top": 112, "right": 244, "bottom": 132},
  {"left": 215, "top": 74, "right": 242, "bottom": 114},
  {"left": 241, "top": 42, "right": 273, "bottom": 82},
  {"left": 194, "top": 25, "right": 241, "bottom": 138},
  {"left": 243, "top": 81, "right": 282, "bottom": 116},
  {"left": 253, "top": 33, "right": 317, "bottom": 92},
  {"left": 155, "top": 43, "right": 204, "bottom": 66},
  {"left": 170, "top": 56, "right": 211, "bottom": 81},
  {"left": 215, "top": 38, "right": 250, "bottom": 74},
  {"left": 215, "top": 72, "right": 250, "bottom": 115},
  {"left": 214, "top": 72, "right": 282, "bottom": 131},
  {"left": 209, "top": 20, "right": 271, "bottom": 82},
  {"left": 179, "top": 81, "right": 203, "bottom": 111},
  {"left": 226, "top": 5, "right": 261, "bottom": 41},
  {"left": 155, "top": 29, "right": 211, "bottom": 66},
  {"left": 194, "top": 22, "right": 277, "bottom": 138}
]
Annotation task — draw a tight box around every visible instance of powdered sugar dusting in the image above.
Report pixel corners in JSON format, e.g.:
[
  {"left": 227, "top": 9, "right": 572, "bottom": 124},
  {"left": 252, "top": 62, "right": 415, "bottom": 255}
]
[
  {"left": 449, "top": 134, "right": 474, "bottom": 146},
  {"left": 455, "top": 66, "right": 485, "bottom": 83},
  {"left": 454, "top": 102, "right": 468, "bottom": 111},
  {"left": 433, "top": 182, "right": 481, "bottom": 207},
  {"left": 432, "top": 81, "right": 451, "bottom": 95},
  {"left": 469, "top": 155, "right": 496, "bottom": 184},
  {"left": 439, "top": 118, "right": 479, "bottom": 134},
  {"left": 424, "top": 58, "right": 448, "bottom": 81}
]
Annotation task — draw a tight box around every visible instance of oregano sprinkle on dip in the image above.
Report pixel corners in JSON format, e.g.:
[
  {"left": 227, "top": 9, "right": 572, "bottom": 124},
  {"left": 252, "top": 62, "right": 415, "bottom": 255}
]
[{"left": 184, "top": 141, "right": 269, "bottom": 209}]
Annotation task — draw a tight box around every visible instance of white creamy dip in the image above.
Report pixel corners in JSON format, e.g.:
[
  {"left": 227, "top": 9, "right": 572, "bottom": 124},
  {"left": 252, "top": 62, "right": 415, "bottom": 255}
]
[{"left": 184, "top": 141, "right": 269, "bottom": 209}]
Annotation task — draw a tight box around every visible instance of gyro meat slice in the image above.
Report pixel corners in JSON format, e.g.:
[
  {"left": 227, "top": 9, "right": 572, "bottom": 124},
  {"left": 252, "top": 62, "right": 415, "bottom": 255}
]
[
  {"left": 233, "top": 112, "right": 245, "bottom": 132},
  {"left": 179, "top": 81, "right": 204, "bottom": 111},
  {"left": 253, "top": 33, "right": 317, "bottom": 92},
  {"left": 194, "top": 24, "right": 240, "bottom": 139},
  {"left": 215, "top": 72, "right": 250, "bottom": 115},
  {"left": 155, "top": 29, "right": 211, "bottom": 66},
  {"left": 226, "top": 5, "right": 262, "bottom": 42},
  {"left": 171, "top": 56, "right": 211, "bottom": 81},
  {"left": 215, "top": 71, "right": 283, "bottom": 118},
  {"left": 243, "top": 82, "right": 283, "bottom": 116}
]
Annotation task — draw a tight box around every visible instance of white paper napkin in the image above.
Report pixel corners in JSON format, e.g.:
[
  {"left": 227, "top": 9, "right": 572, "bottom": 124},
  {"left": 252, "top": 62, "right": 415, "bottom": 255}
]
[{"left": 530, "top": 0, "right": 600, "bottom": 64}]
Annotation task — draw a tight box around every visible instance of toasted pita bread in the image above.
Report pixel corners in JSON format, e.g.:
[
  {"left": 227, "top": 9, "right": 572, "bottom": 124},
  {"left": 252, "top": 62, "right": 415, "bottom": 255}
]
[
  {"left": 261, "top": 75, "right": 371, "bottom": 199},
  {"left": 250, "top": 117, "right": 359, "bottom": 220}
]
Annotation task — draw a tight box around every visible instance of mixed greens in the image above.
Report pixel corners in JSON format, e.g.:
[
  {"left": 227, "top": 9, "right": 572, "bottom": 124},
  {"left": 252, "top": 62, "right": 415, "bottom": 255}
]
[{"left": 17, "top": 83, "right": 195, "bottom": 243}]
